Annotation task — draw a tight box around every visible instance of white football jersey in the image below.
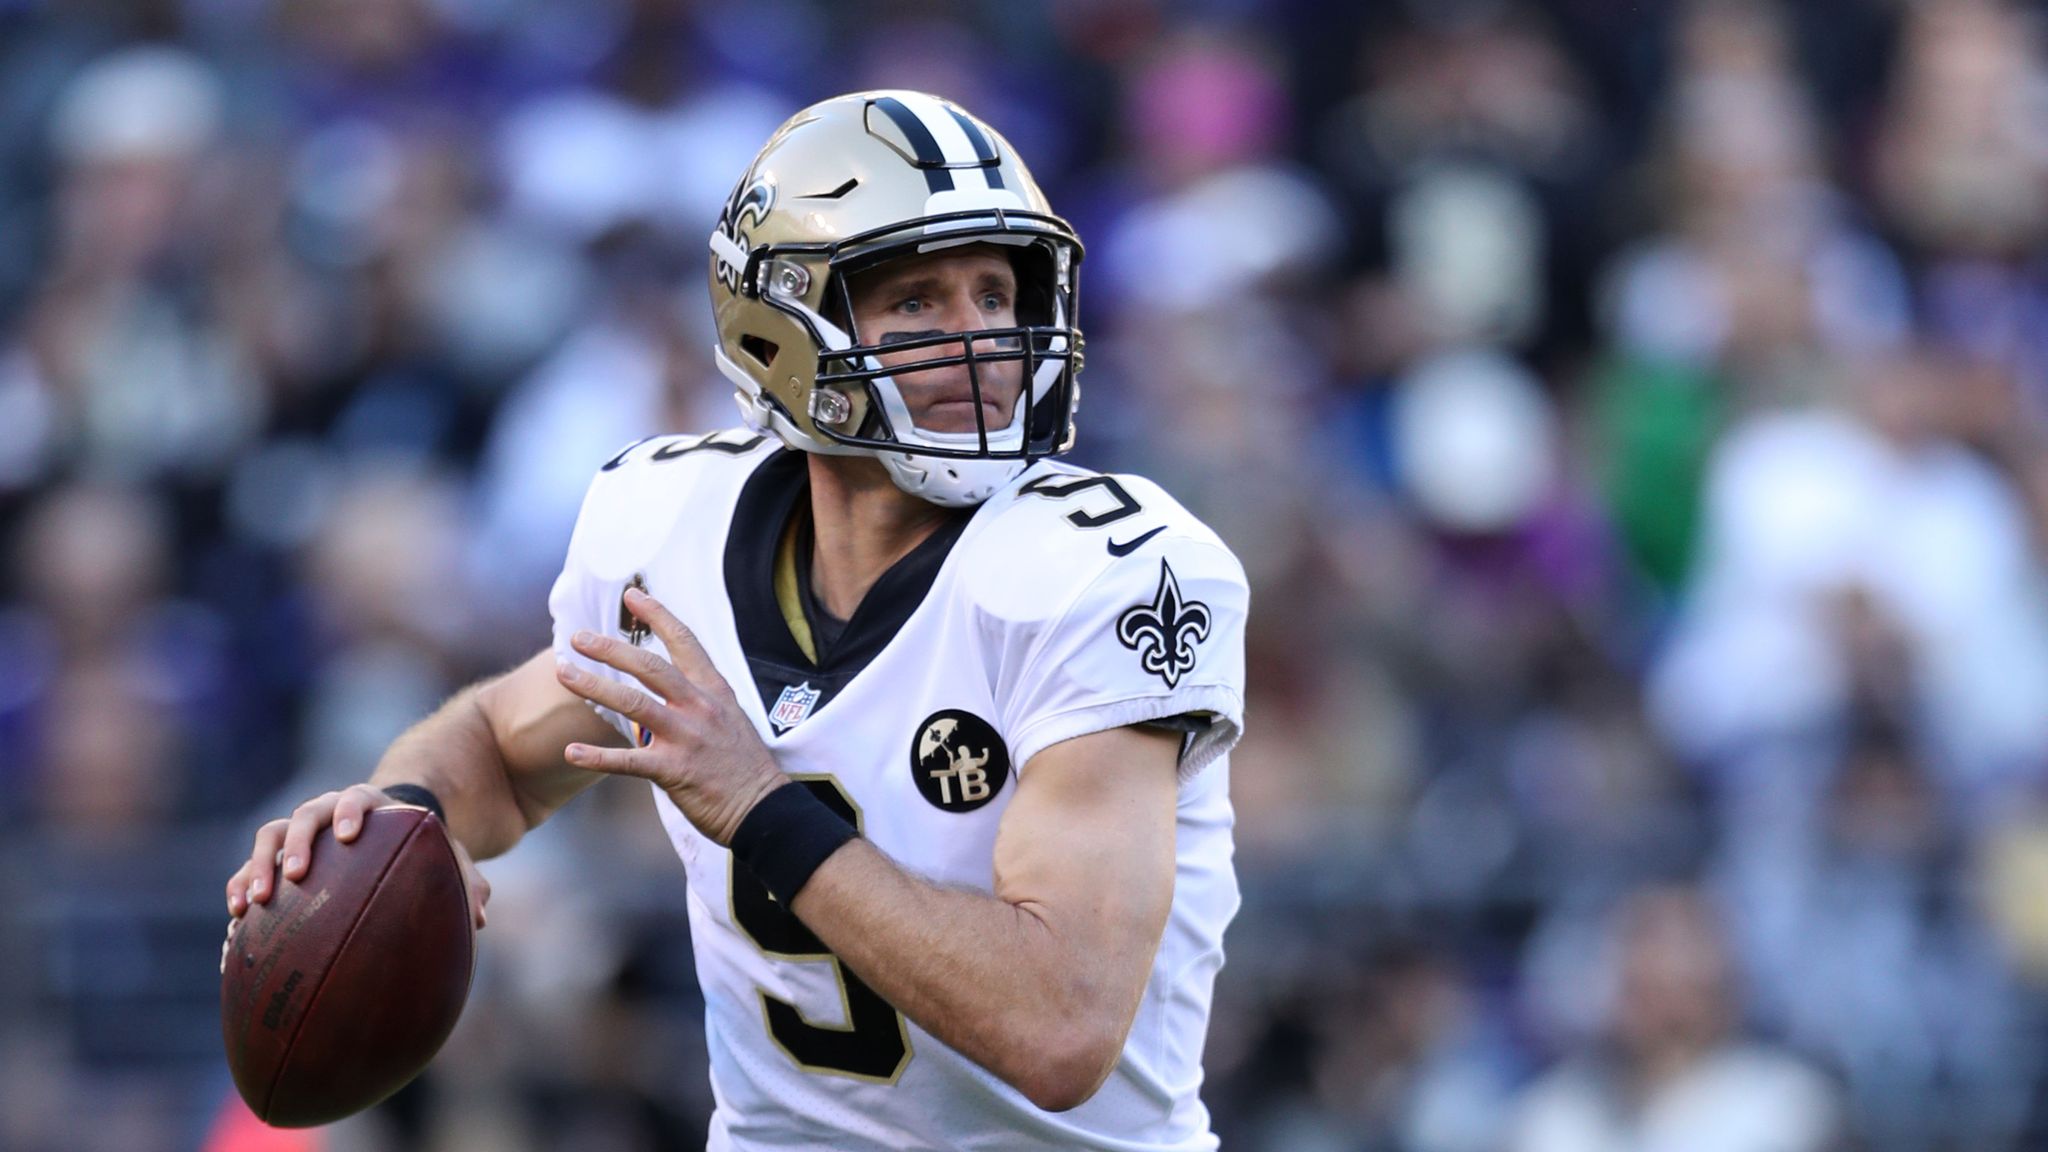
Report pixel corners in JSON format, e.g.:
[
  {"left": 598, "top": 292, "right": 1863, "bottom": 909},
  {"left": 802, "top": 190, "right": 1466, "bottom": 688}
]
[{"left": 548, "top": 430, "right": 1247, "bottom": 1152}]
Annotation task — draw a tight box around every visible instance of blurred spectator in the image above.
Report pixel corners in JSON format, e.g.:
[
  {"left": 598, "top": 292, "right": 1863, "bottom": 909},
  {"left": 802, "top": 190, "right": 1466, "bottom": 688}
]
[
  {"left": 1602, "top": 0, "right": 1908, "bottom": 380},
  {"left": 1877, "top": 0, "right": 2048, "bottom": 426},
  {"left": 1874, "top": 0, "right": 2048, "bottom": 262},
  {"left": 1316, "top": 4, "right": 1608, "bottom": 353},
  {"left": 1652, "top": 349, "right": 2048, "bottom": 807},
  {"left": 1510, "top": 885, "right": 1840, "bottom": 1152},
  {"left": 0, "top": 483, "right": 240, "bottom": 824},
  {"left": 1096, "top": 26, "right": 1341, "bottom": 315},
  {"left": 462, "top": 272, "right": 716, "bottom": 654},
  {"left": 1, "top": 45, "right": 264, "bottom": 488},
  {"left": 1588, "top": 0, "right": 1909, "bottom": 591},
  {"left": 1721, "top": 717, "right": 2038, "bottom": 1150},
  {"left": 294, "top": 467, "right": 473, "bottom": 795}
]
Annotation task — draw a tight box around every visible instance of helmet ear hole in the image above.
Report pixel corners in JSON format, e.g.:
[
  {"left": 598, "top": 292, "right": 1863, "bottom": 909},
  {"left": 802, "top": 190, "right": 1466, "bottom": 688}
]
[
  {"left": 740, "top": 335, "right": 780, "bottom": 368},
  {"left": 1009, "top": 245, "right": 1056, "bottom": 326}
]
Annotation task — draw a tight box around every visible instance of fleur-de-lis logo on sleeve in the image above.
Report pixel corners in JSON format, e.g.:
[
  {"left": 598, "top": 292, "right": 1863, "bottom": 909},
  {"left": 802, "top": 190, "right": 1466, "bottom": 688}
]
[{"left": 1116, "top": 560, "right": 1212, "bottom": 689}]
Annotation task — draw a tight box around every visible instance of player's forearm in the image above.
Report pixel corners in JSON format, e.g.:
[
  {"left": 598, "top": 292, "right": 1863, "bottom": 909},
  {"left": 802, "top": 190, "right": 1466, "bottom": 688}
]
[
  {"left": 791, "top": 840, "right": 1134, "bottom": 1110},
  {"left": 367, "top": 685, "right": 530, "bottom": 860}
]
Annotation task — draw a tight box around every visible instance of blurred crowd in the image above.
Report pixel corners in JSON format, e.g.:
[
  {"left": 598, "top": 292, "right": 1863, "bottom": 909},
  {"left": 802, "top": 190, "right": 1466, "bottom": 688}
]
[{"left": 5, "top": 0, "right": 2048, "bottom": 1149}]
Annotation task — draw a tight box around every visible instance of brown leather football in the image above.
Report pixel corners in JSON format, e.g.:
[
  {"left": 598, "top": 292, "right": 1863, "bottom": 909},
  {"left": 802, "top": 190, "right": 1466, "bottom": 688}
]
[{"left": 221, "top": 805, "right": 475, "bottom": 1128}]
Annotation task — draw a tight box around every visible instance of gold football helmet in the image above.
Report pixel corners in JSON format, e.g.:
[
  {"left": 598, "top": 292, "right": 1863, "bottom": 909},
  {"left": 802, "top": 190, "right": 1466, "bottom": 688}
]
[{"left": 708, "top": 90, "right": 1084, "bottom": 506}]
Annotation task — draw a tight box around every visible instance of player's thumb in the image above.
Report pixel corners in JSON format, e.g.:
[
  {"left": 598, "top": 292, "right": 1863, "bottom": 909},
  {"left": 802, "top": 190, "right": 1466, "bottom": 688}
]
[{"left": 464, "top": 862, "right": 491, "bottom": 930}]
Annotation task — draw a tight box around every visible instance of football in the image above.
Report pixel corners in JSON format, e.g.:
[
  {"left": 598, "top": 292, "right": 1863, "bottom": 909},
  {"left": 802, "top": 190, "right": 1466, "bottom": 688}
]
[{"left": 220, "top": 805, "right": 475, "bottom": 1128}]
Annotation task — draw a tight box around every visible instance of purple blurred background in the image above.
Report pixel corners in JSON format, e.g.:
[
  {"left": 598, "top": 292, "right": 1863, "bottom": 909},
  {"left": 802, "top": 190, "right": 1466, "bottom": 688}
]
[{"left": 6, "top": 1, "right": 2048, "bottom": 1149}]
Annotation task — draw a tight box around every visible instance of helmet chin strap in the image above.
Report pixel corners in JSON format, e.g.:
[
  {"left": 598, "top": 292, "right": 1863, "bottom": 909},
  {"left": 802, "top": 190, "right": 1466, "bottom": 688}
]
[
  {"left": 880, "top": 454, "right": 1028, "bottom": 507},
  {"left": 864, "top": 359, "right": 1034, "bottom": 506}
]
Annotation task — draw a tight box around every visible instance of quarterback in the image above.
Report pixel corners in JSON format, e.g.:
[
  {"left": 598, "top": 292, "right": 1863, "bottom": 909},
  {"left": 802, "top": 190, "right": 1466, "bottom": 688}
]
[{"left": 227, "top": 91, "right": 1248, "bottom": 1151}]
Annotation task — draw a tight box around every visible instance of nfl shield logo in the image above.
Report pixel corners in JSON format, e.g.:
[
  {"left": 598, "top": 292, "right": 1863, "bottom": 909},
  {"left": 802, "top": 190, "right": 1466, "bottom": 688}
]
[{"left": 770, "top": 681, "right": 820, "bottom": 732}]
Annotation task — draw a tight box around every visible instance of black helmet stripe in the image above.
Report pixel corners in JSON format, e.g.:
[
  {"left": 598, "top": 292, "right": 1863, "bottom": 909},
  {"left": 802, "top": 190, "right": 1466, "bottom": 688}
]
[
  {"left": 945, "top": 107, "right": 1004, "bottom": 189},
  {"left": 875, "top": 94, "right": 1007, "bottom": 193},
  {"left": 873, "top": 96, "right": 956, "bottom": 193}
]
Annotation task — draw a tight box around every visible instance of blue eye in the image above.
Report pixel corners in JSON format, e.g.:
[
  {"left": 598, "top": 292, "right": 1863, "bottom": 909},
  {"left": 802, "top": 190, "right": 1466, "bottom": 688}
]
[{"left": 897, "top": 297, "right": 923, "bottom": 314}]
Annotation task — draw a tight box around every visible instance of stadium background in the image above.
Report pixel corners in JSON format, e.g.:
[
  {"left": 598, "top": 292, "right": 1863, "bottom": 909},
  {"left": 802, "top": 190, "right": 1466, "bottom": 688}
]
[{"left": 4, "top": 0, "right": 2048, "bottom": 1148}]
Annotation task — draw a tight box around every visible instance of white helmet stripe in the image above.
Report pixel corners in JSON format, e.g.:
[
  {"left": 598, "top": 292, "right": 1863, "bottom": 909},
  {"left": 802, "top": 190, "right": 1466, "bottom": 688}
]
[{"left": 895, "top": 91, "right": 994, "bottom": 192}]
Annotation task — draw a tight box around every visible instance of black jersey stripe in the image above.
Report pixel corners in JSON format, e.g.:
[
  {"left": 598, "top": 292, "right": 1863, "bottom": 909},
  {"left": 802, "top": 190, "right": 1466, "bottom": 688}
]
[{"left": 724, "top": 448, "right": 975, "bottom": 724}]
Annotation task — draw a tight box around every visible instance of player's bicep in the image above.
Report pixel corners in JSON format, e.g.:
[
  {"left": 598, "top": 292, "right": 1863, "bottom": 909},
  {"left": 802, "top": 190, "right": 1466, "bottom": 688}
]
[
  {"left": 475, "top": 648, "right": 624, "bottom": 826},
  {"left": 992, "top": 724, "right": 1179, "bottom": 994}
]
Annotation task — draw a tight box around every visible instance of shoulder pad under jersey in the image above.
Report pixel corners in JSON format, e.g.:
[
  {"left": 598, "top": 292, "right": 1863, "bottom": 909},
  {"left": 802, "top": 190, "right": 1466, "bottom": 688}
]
[
  {"left": 567, "top": 429, "right": 775, "bottom": 581},
  {"left": 956, "top": 463, "right": 1239, "bottom": 625}
]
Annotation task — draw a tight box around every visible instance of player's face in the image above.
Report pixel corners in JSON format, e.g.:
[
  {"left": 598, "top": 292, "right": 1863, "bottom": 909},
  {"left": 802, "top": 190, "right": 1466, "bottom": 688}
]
[{"left": 846, "top": 244, "right": 1024, "bottom": 436}]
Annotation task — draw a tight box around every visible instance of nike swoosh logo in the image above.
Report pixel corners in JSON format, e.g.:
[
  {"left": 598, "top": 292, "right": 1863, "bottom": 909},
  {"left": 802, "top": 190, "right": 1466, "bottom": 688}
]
[{"left": 1107, "top": 526, "right": 1166, "bottom": 556}]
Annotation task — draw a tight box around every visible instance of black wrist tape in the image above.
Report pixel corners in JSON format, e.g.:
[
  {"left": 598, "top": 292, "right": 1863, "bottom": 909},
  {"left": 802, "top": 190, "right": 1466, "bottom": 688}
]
[
  {"left": 730, "top": 781, "right": 858, "bottom": 906},
  {"left": 379, "top": 783, "right": 446, "bottom": 824}
]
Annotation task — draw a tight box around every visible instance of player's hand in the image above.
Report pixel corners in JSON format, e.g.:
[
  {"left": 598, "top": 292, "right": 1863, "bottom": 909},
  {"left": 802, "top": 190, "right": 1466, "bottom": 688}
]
[
  {"left": 555, "top": 586, "right": 786, "bottom": 846},
  {"left": 225, "top": 784, "right": 492, "bottom": 930}
]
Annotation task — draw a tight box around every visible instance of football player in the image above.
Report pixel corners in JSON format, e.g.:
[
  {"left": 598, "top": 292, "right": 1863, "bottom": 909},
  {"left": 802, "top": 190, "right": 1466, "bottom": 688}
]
[{"left": 227, "top": 90, "right": 1248, "bottom": 1151}]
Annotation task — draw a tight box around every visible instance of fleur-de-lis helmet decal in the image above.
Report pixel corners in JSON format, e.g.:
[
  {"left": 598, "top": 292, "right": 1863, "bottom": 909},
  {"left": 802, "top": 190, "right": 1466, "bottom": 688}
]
[{"left": 1117, "top": 560, "right": 1212, "bottom": 689}]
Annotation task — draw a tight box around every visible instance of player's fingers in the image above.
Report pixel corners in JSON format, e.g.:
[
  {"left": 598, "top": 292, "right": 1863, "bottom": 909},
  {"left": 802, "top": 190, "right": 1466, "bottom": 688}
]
[
  {"left": 449, "top": 840, "right": 491, "bottom": 930},
  {"left": 569, "top": 629, "right": 693, "bottom": 702},
  {"left": 563, "top": 741, "right": 659, "bottom": 780},
  {"left": 279, "top": 793, "right": 342, "bottom": 885},
  {"left": 238, "top": 818, "right": 289, "bottom": 908},
  {"left": 227, "top": 862, "right": 257, "bottom": 916},
  {"left": 331, "top": 783, "right": 387, "bottom": 842},
  {"left": 555, "top": 659, "right": 676, "bottom": 735},
  {"left": 467, "top": 867, "right": 491, "bottom": 930},
  {"left": 625, "top": 588, "right": 724, "bottom": 690}
]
